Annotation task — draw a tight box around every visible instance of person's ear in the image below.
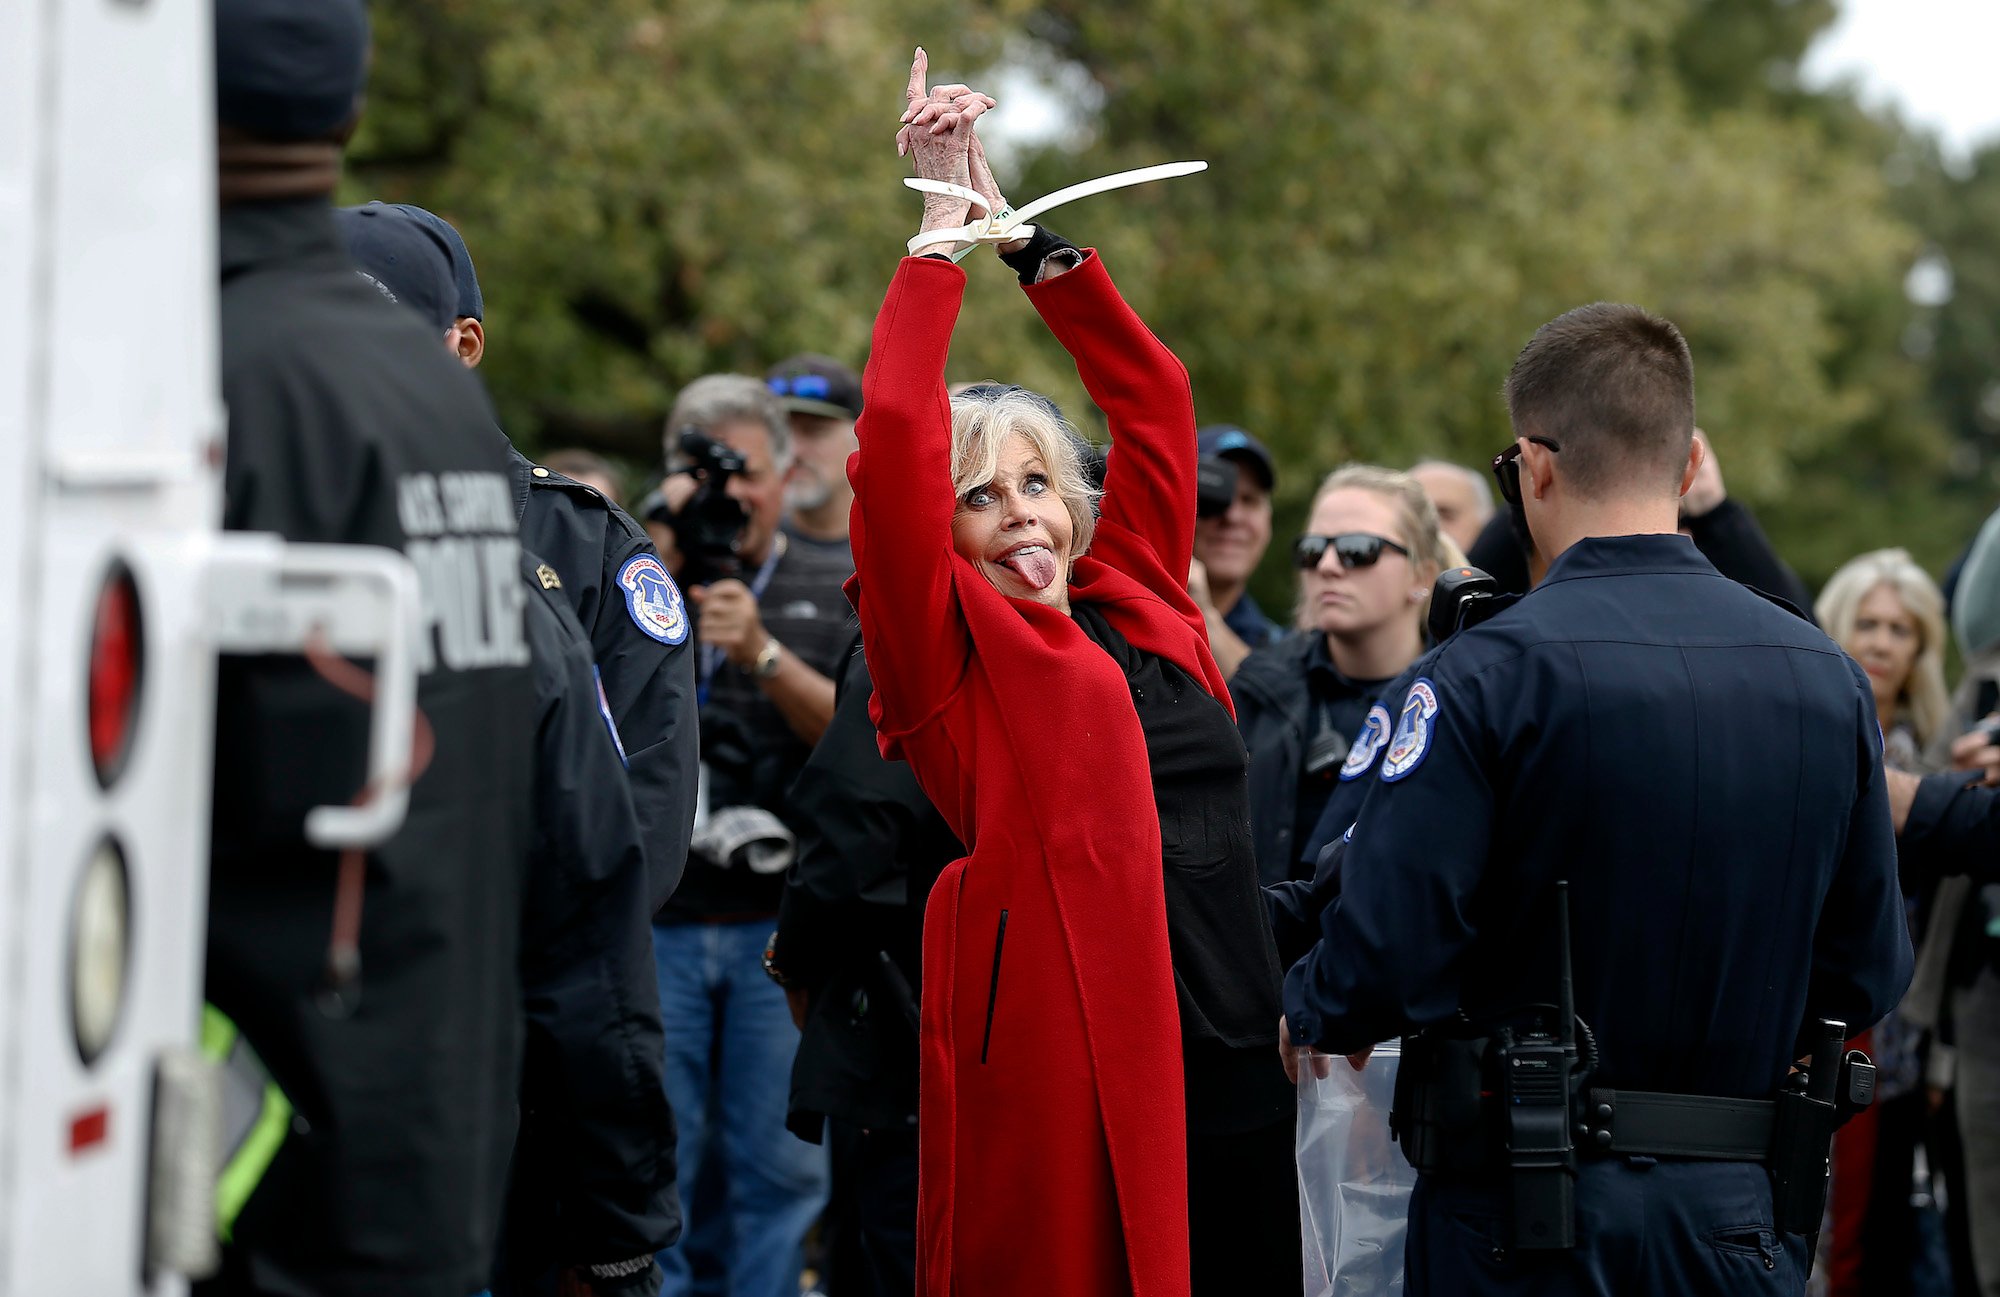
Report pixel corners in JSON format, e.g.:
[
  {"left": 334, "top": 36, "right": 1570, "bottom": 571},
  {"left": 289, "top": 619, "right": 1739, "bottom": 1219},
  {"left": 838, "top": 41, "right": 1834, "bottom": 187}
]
[
  {"left": 449, "top": 317, "right": 484, "bottom": 368},
  {"left": 1523, "top": 439, "right": 1558, "bottom": 501},
  {"left": 1678, "top": 434, "right": 1704, "bottom": 498}
]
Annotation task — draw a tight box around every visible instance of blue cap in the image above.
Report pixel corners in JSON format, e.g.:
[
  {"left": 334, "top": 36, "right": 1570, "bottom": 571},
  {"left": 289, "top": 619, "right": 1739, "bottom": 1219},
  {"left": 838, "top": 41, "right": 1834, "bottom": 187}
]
[
  {"left": 214, "top": 0, "right": 370, "bottom": 141},
  {"left": 1197, "top": 424, "right": 1276, "bottom": 490},
  {"left": 334, "top": 205, "right": 459, "bottom": 332},
  {"left": 379, "top": 203, "right": 483, "bottom": 321}
]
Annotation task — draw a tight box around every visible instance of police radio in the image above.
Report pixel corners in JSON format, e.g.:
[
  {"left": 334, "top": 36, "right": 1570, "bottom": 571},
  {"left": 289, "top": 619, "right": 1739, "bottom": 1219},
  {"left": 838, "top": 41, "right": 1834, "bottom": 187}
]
[
  {"left": 1427, "top": 565, "right": 1502, "bottom": 643},
  {"left": 1493, "top": 879, "right": 1582, "bottom": 1250}
]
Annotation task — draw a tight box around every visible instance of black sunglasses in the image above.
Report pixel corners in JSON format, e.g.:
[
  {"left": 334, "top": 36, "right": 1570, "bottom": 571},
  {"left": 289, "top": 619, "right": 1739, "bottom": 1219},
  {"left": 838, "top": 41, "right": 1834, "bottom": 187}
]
[
  {"left": 1490, "top": 435, "right": 1562, "bottom": 508},
  {"left": 1293, "top": 532, "right": 1411, "bottom": 571}
]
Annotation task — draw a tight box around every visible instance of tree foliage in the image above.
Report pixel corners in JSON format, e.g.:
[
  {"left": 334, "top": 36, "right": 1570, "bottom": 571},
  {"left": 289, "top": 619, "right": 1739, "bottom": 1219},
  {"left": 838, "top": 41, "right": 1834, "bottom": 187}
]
[{"left": 347, "top": 0, "right": 1979, "bottom": 601}]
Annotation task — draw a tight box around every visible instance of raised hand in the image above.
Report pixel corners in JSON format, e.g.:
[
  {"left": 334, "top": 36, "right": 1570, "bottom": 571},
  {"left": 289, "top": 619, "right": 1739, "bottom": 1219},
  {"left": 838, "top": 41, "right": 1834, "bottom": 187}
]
[
  {"left": 901, "top": 81, "right": 997, "bottom": 144},
  {"left": 897, "top": 48, "right": 976, "bottom": 233},
  {"left": 967, "top": 131, "right": 1009, "bottom": 217}
]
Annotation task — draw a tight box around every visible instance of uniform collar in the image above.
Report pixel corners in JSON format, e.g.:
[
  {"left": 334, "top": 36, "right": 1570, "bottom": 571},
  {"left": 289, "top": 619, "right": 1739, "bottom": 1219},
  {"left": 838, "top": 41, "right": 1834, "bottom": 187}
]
[
  {"left": 219, "top": 197, "right": 343, "bottom": 280},
  {"left": 1538, "top": 532, "right": 1715, "bottom": 586}
]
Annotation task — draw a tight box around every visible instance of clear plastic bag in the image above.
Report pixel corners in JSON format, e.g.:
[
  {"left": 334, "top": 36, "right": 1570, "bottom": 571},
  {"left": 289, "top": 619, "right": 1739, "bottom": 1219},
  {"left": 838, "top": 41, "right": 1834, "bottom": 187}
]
[{"left": 1297, "top": 1043, "right": 1416, "bottom": 1296}]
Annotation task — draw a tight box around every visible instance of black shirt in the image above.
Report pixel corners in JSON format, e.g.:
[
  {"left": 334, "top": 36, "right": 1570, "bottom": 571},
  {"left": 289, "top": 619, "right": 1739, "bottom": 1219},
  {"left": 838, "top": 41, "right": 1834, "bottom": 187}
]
[{"left": 1073, "top": 604, "right": 1290, "bottom": 1133}]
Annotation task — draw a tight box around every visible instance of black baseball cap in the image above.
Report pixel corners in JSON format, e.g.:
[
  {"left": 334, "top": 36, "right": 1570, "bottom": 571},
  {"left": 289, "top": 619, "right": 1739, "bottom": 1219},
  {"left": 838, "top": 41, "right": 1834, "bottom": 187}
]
[
  {"left": 214, "top": 0, "right": 370, "bottom": 141},
  {"left": 767, "top": 355, "right": 863, "bottom": 421},
  {"left": 1197, "top": 424, "right": 1276, "bottom": 491},
  {"left": 379, "top": 203, "right": 483, "bottom": 322},
  {"left": 334, "top": 205, "right": 459, "bottom": 332}
]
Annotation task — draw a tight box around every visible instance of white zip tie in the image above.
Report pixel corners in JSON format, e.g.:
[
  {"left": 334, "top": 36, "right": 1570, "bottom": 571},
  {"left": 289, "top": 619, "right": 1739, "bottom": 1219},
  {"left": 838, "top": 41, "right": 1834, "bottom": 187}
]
[{"left": 905, "top": 161, "right": 1209, "bottom": 262}]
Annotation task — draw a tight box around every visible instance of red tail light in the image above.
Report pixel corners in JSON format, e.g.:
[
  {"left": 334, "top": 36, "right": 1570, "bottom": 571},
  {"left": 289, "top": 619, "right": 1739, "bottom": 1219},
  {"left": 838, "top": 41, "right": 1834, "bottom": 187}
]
[{"left": 87, "top": 562, "right": 144, "bottom": 788}]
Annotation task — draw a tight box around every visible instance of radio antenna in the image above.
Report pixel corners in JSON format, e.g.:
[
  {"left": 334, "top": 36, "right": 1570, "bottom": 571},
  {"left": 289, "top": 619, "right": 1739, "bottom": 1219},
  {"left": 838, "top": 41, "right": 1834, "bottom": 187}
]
[{"left": 1555, "top": 880, "right": 1577, "bottom": 1062}]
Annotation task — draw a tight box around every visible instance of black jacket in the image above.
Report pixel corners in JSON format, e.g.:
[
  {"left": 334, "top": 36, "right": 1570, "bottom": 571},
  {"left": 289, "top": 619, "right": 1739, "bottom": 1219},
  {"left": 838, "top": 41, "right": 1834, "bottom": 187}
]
[
  {"left": 513, "top": 451, "right": 698, "bottom": 911},
  {"left": 1231, "top": 630, "right": 1393, "bottom": 886},
  {"left": 207, "top": 198, "right": 533, "bottom": 1297},
  {"left": 500, "top": 554, "right": 679, "bottom": 1291},
  {"left": 775, "top": 648, "right": 962, "bottom": 1140}
]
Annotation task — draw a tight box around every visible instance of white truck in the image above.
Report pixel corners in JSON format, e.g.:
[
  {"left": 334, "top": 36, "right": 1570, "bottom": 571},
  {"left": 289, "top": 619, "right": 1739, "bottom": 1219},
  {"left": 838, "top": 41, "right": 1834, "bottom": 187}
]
[{"left": 1, "top": 1, "right": 420, "bottom": 1291}]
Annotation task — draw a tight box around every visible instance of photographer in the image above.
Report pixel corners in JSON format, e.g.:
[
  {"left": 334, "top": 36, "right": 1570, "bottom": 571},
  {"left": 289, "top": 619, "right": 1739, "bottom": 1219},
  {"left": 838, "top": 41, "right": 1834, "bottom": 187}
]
[
  {"left": 1187, "top": 424, "right": 1281, "bottom": 678},
  {"left": 650, "top": 374, "right": 853, "bottom": 1297}
]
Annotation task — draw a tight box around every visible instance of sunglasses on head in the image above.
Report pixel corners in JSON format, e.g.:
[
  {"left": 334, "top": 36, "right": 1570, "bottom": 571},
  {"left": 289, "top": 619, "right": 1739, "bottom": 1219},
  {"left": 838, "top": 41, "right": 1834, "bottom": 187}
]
[
  {"left": 1490, "top": 435, "right": 1563, "bottom": 508},
  {"left": 768, "top": 373, "right": 833, "bottom": 401},
  {"left": 1293, "top": 532, "right": 1411, "bottom": 571}
]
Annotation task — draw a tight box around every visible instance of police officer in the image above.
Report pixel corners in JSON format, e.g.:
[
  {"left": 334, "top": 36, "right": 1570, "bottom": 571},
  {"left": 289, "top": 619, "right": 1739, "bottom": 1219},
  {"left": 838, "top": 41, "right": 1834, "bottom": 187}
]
[
  {"left": 339, "top": 201, "right": 699, "bottom": 910},
  {"left": 328, "top": 203, "right": 681, "bottom": 1296},
  {"left": 206, "top": 3, "right": 534, "bottom": 1293},
  {"left": 1279, "top": 303, "right": 1914, "bottom": 1295},
  {"left": 503, "top": 555, "right": 680, "bottom": 1297}
]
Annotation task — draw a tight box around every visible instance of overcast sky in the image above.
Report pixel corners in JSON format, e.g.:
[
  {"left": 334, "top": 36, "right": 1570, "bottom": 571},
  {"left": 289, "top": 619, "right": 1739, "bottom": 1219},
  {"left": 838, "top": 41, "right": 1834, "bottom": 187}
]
[{"left": 1800, "top": 0, "right": 2000, "bottom": 160}]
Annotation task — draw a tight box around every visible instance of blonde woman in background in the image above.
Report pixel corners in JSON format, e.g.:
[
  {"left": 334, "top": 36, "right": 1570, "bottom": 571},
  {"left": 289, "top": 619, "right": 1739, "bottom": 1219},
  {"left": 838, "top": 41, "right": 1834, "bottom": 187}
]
[
  {"left": 1817, "top": 548, "right": 1951, "bottom": 773},
  {"left": 1815, "top": 547, "right": 1961, "bottom": 1296},
  {"left": 1232, "top": 465, "right": 1450, "bottom": 885}
]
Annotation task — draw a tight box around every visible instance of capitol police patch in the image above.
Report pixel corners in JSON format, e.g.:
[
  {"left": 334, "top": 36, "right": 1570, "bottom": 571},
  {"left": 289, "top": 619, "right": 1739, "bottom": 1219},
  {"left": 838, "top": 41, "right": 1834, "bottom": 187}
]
[
  {"left": 616, "top": 553, "right": 689, "bottom": 646},
  {"left": 1380, "top": 678, "right": 1440, "bottom": 783},
  {"left": 1340, "top": 703, "right": 1394, "bottom": 781}
]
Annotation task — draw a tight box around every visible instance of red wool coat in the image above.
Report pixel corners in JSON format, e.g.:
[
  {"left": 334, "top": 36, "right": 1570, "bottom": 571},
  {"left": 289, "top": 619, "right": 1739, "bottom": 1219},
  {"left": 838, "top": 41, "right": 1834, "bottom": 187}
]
[{"left": 847, "top": 252, "right": 1226, "bottom": 1297}]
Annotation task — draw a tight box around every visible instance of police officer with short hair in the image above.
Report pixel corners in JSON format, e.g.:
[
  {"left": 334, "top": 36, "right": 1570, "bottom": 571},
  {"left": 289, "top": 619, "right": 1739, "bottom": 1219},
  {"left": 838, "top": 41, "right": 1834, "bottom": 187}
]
[
  {"left": 1279, "top": 303, "right": 1914, "bottom": 1295},
  {"left": 205, "top": 3, "right": 535, "bottom": 1293},
  {"left": 338, "top": 201, "right": 700, "bottom": 910}
]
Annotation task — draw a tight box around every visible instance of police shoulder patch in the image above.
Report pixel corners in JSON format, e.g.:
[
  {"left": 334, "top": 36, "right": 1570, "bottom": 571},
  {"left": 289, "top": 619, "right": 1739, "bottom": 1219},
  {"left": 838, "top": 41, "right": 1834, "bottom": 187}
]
[
  {"left": 616, "top": 552, "right": 689, "bottom": 646},
  {"left": 1340, "top": 702, "right": 1394, "bottom": 781},
  {"left": 1380, "top": 678, "right": 1440, "bottom": 783}
]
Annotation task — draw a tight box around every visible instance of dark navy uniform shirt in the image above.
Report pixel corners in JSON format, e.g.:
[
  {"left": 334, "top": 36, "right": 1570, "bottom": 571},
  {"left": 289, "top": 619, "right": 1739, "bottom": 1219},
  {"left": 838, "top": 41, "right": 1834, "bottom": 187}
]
[
  {"left": 508, "top": 555, "right": 679, "bottom": 1272},
  {"left": 511, "top": 448, "right": 698, "bottom": 911},
  {"left": 1283, "top": 533, "right": 1914, "bottom": 1100}
]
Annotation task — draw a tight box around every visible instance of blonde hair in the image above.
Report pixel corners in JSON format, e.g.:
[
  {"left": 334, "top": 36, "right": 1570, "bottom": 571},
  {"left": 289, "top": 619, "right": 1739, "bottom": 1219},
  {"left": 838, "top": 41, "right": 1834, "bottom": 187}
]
[
  {"left": 1295, "top": 464, "right": 1451, "bottom": 630},
  {"left": 1309, "top": 465, "right": 1450, "bottom": 578},
  {"left": 948, "top": 389, "right": 1099, "bottom": 556},
  {"left": 1815, "top": 548, "right": 1950, "bottom": 749}
]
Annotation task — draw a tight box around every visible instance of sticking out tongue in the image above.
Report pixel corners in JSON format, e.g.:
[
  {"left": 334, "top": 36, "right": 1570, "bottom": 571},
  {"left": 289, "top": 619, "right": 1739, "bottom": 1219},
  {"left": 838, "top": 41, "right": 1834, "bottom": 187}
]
[{"left": 1002, "top": 547, "right": 1059, "bottom": 591}]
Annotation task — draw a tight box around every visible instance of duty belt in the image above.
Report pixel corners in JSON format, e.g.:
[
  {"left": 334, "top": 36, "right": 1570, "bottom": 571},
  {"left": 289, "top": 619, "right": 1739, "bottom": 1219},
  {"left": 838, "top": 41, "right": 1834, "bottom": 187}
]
[{"left": 1578, "top": 1087, "right": 1773, "bottom": 1162}]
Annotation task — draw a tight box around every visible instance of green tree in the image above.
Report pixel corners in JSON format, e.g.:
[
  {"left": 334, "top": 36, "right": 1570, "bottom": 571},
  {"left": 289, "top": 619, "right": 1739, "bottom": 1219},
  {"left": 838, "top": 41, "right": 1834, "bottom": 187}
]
[{"left": 348, "top": 0, "right": 1961, "bottom": 594}]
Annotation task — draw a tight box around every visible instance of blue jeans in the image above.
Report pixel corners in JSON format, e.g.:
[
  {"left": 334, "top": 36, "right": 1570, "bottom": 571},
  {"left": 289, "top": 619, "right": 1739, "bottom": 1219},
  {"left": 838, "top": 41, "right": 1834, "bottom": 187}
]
[{"left": 652, "top": 920, "right": 828, "bottom": 1297}]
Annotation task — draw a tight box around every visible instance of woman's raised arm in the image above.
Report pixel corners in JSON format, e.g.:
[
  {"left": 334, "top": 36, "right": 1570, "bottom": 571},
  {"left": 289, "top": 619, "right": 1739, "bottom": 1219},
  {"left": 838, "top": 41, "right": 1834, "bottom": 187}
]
[
  {"left": 847, "top": 267, "right": 976, "bottom": 742},
  {"left": 847, "top": 52, "right": 1004, "bottom": 740},
  {"left": 1025, "top": 255, "right": 1201, "bottom": 599}
]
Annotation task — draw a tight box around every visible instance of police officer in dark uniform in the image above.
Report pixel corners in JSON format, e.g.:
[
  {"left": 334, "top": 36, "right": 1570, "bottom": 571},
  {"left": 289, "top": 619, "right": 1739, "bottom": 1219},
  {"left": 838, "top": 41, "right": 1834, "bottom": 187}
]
[
  {"left": 1279, "top": 303, "right": 1914, "bottom": 1295},
  {"left": 339, "top": 201, "right": 699, "bottom": 910},
  {"left": 328, "top": 204, "right": 681, "bottom": 1297},
  {"left": 205, "top": 3, "right": 534, "bottom": 1293},
  {"left": 504, "top": 555, "right": 680, "bottom": 1297}
]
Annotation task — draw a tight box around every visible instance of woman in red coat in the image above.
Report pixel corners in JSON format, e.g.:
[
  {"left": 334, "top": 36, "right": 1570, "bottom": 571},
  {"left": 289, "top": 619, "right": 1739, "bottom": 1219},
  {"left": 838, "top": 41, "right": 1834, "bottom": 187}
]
[{"left": 843, "top": 56, "right": 1294, "bottom": 1297}]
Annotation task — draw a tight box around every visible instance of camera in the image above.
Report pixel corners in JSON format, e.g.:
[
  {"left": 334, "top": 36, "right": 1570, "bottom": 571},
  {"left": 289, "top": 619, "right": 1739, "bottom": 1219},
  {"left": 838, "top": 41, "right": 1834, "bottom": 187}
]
[
  {"left": 667, "top": 428, "right": 751, "bottom": 586},
  {"left": 1196, "top": 454, "right": 1239, "bottom": 520}
]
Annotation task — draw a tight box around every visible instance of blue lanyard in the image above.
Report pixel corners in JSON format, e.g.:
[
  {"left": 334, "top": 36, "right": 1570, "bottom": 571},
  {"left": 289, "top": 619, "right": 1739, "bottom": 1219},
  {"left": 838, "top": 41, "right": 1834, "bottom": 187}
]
[{"left": 697, "top": 533, "right": 787, "bottom": 699}]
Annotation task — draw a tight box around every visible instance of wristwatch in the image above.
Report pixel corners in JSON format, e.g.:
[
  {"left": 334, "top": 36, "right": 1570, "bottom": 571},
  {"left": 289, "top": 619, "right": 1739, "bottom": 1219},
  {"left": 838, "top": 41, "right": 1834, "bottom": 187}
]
[
  {"left": 762, "top": 930, "right": 792, "bottom": 987},
  {"left": 750, "top": 636, "right": 782, "bottom": 679}
]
